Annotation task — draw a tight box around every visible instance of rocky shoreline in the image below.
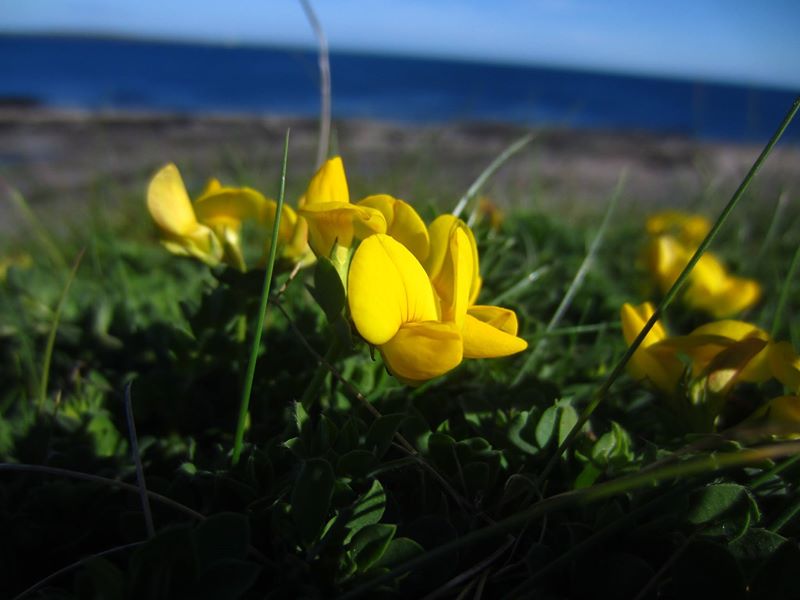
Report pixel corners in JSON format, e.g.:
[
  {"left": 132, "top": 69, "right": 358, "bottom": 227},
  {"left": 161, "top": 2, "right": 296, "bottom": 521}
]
[{"left": 1, "top": 107, "right": 798, "bottom": 234}]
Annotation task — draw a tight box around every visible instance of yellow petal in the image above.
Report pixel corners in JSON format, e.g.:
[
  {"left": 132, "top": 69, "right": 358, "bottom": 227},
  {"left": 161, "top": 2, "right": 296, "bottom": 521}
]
[
  {"left": 348, "top": 234, "right": 439, "bottom": 346},
  {"left": 769, "top": 341, "right": 800, "bottom": 392},
  {"left": 426, "top": 215, "right": 482, "bottom": 308},
  {"left": 620, "top": 302, "right": 682, "bottom": 394},
  {"left": 646, "top": 211, "right": 711, "bottom": 245},
  {"left": 620, "top": 302, "right": 668, "bottom": 349},
  {"left": 300, "top": 203, "right": 387, "bottom": 257},
  {"left": 462, "top": 313, "right": 527, "bottom": 358},
  {"left": 194, "top": 186, "right": 267, "bottom": 232},
  {"left": 147, "top": 163, "right": 199, "bottom": 236},
  {"left": 745, "top": 395, "right": 800, "bottom": 438},
  {"left": 645, "top": 236, "right": 689, "bottom": 293},
  {"left": 201, "top": 177, "right": 223, "bottom": 196},
  {"left": 304, "top": 156, "right": 350, "bottom": 206},
  {"left": 358, "top": 194, "right": 430, "bottom": 263},
  {"left": 258, "top": 200, "right": 300, "bottom": 245},
  {"left": 436, "top": 227, "right": 473, "bottom": 328},
  {"left": 380, "top": 321, "right": 463, "bottom": 384},
  {"left": 160, "top": 224, "right": 222, "bottom": 266},
  {"left": 681, "top": 320, "right": 770, "bottom": 381},
  {"left": 467, "top": 305, "right": 519, "bottom": 335},
  {"left": 700, "top": 277, "right": 761, "bottom": 318}
]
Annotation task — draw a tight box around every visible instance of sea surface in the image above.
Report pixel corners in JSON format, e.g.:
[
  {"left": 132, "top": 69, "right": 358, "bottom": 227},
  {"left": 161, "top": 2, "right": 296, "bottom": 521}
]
[{"left": 1, "top": 34, "right": 798, "bottom": 143}]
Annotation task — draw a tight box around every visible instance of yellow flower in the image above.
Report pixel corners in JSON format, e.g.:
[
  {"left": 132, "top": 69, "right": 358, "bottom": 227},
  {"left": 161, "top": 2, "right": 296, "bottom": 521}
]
[
  {"left": 620, "top": 302, "right": 684, "bottom": 395},
  {"left": 146, "top": 163, "right": 223, "bottom": 266},
  {"left": 744, "top": 396, "right": 800, "bottom": 438},
  {"left": 425, "top": 215, "right": 482, "bottom": 308},
  {"left": 357, "top": 194, "right": 429, "bottom": 263},
  {"left": 646, "top": 211, "right": 711, "bottom": 246},
  {"left": 148, "top": 164, "right": 311, "bottom": 271},
  {"left": 644, "top": 233, "right": 761, "bottom": 318},
  {"left": 348, "top": 234, "right": 462, "bottom": 384},
  {"left": 298, "top": 157, "right": 386, "bottom": 261}
]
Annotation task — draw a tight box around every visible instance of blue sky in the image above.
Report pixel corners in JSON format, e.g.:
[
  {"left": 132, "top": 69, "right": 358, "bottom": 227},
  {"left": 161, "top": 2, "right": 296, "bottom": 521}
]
[{"left": 4, "top": 0, "right": 799, "bottom": 89}]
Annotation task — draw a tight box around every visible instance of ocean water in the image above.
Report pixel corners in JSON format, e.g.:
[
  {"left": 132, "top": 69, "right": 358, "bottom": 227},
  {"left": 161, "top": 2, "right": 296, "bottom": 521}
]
[{"left": 1, "top": 34, "right": 798, "bottom": 143}]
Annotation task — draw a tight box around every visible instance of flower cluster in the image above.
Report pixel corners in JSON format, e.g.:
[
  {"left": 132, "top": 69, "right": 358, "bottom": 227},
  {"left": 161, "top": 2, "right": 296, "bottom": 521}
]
[
  {"left": 302, "top": 157, "right": 528, "bottom": 384},
  {"left": 146, "top": 157, "right": 527, "bottom": 385},
  {"left": 146, "top": 163, "right": 313, "bottom": 271},
  {"left": 644, "top": 211, "right": 761, "bottom": 317},
  {"left": 621, "top": 301, "right": 800, "bottom": 434}
]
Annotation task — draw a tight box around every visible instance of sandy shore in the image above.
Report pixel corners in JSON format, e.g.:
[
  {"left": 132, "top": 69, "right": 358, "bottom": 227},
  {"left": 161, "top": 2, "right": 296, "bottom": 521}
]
[{"left": 1, "top": 107, "right": 798, "bottom": 234}]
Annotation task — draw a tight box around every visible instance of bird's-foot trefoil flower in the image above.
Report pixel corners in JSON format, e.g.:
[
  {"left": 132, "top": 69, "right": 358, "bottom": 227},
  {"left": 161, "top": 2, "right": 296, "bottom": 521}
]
[
  {"left": 146, "top": 163, "right": 223, "bottom": 266},
  {"left": 348, "top": 233, "right": 462, "bottom": 384},
  {"left": 298, "top": 157, "right": 387, "bottom": 277}
]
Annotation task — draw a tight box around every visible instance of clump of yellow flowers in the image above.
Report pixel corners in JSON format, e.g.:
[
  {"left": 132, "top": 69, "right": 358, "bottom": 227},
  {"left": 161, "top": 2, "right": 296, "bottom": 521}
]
[
  {"left": 147, "top": 157, "right": 527, "bottom": 384},
  {"left": 146, "top": 163, "right": 313, "bottom": 271},
  {"left": 644, "top": 211, "right": 761, "bottom": 317},
  {"left": 621, "top": 301, "right": 800, "bottom": 434}
]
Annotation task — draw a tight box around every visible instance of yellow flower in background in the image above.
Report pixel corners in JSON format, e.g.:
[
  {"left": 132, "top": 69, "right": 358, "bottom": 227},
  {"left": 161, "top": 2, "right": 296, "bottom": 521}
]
[
  {"left": 357, "top": 194, "right": 429, "bottom": 263},
  {"left": 147, "top": 164, "right": 313, "bottom": 271},
  {"left": 476, "top": 196, "right": 504, "bottom": 231},
  {"left": 744, "top": 396, "right": 800, "bottom": 438},
  {"left": 298, "top": 157, "right": 386, "bottom": 261},
  {"left": 646, "top": 211, "right": 711, "bottom": 246},
  {"left": 620, "top": 302, "right": 684, "bottom": 395},
  {"left": 193, "top": 177, "right": 269, "bottom": 271},
  {"left": 348, "top": 234, "right": 462, "bottom": 384},
  {"left": 644, "top": 216, "right": 760, "bottom": 318},
  {"left": 146, "top": 163, "right": 223, "bottom": 266}
]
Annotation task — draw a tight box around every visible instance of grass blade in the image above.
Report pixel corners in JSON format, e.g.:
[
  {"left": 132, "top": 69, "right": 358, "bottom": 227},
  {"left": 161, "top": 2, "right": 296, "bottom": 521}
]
[
  {"left": 770, "top": 238, "right": 800, "bottom": 338},
  {"left": 451, "top": 132, "right": 534, "bottom": 219},
  {"left": 231, "top": 129, "right": 291, "bottom": 465},
  {"left": 37, "top": 248, "right": 85, "bottom": 411},
  {"left": 536, "top": 95, "right": 800, "bottom": 485}
]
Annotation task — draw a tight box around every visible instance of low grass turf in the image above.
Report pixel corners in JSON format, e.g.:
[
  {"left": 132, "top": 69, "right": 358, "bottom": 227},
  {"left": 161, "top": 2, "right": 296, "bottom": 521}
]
[{"left": 1, "top": 133, "right": 800, "bottom": 599}]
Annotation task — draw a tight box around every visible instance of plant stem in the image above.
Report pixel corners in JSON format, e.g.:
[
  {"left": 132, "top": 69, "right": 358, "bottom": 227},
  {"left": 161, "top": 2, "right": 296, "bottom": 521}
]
[{"left": 231, "top": 130, "right": 291, "bottom": 465}]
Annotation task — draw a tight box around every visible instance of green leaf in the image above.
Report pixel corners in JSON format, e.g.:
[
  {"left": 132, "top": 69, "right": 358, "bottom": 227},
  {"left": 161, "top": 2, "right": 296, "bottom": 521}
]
[
  {"left": 535, "top": 405, "right": 559, "bottom": 449},
  {"left": 193, "top": 512, "right": 250, "bottom": 570},
  {"left": 365, "top": 413, "right": 406, "bottom": 459},
  {"left": 687, "top": 483, "right": 750, "bottom": 525},
  {"left": 346, "top": 479, "right": 387, "bottom": 534},
  {"left": 374, "top": 537, "right": 425, "bottom": 570},
  {"left": 557, "top": 404, "right": 579, "bottom": 446},
  {"left": 350, "top": 523, "right": 397, "bottom": 572},
  {"left": 311, "top": 256, "right": 346, "bottom": 322},
  {"left": 291, "top": 458, "right": 336, "bottom": 544},
  {"left": 728, "top": 528, "right": 786, "bottom": 573},
  {"left": 508, "top": 410, "right": 540, "bottom": 455}
]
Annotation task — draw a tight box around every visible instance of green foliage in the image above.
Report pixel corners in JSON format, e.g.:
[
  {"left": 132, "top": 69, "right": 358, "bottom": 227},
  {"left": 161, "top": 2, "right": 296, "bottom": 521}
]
[{"left": 3, "top": 139, "right": 800, "bottom": 599}]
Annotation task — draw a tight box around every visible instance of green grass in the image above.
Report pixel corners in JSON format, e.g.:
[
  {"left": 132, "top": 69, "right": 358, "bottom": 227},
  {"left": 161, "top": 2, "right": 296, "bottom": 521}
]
[{"left": 2, "top": 110, "right": 800, "bottom": 599}]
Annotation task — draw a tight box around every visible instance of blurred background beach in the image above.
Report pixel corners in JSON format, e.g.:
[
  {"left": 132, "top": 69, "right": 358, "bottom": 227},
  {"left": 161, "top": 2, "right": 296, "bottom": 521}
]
[{"left": 1, "top": 0, "right": 799, "bottom": 231}]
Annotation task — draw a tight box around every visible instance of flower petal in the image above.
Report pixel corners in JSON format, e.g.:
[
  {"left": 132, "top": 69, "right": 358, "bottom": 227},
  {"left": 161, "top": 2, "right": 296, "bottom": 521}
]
[
  {"left": 358, "top": 194, "right": 430, "bottom": 263},
  {"left": 300, "top": 203, "right": 386, "bottom": 257},
  {"left": 462, "top": 313, "right": 527, "bottom": 358},
  {"left": 381, "top": 321, "right": 463, "bottom": 384},
  {"left": 147, "top": 163, "right": 199, "bottom": 236},
  {"left": 348, "top": 234, "right": 438, "bottom": 346},
  {"left": 769, "top": 341, "right": 800, "bottom": 393},
  {"left": 304, "top": 156, "right": 350, "bottom": 205},
  {"left": 467, "top": 305, "right": 519, "bottom": 335},
  {"left": 620, "top": 302, "right": 668, "bottom": 349},
  {"left": 427, "top": 216, "right": 481, "bottom": 312},
  {"left": 194, "top": 187, "right": 267, "bottom": 231}
]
